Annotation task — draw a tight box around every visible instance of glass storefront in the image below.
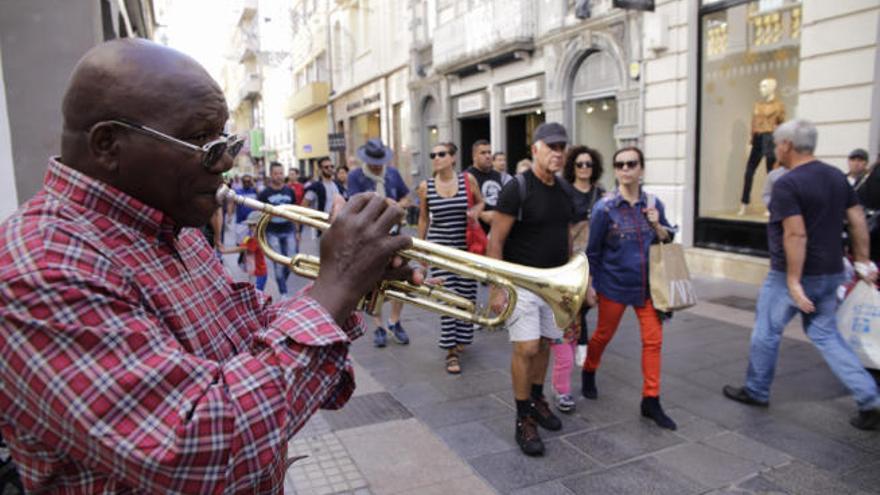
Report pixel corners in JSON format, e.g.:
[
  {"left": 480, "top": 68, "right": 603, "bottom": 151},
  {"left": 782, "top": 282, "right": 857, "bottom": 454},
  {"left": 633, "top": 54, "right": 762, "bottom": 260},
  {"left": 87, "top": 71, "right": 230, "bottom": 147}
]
[
  {"left": 350, "top": 111, "right": 381, "bottom": 156},
  {"left": 696, "top": 0, "right": 802, "bottom": 255}
]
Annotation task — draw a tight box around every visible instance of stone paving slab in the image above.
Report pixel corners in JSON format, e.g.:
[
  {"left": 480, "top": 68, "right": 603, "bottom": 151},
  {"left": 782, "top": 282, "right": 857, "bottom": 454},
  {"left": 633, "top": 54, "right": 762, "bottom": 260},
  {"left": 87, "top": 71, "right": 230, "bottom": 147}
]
[
  {"left": 469, "top": 440, "right": 598, "bottom": 493},
  {"left": 651, "top": 442, "right": 762, "bottom": 490},
  {"left": 563, "top": 418, "right": 685, "bottom": 466},
  {"left": 337, "top": 418, "right": 486, "bottom": 494},
  {"left": 560, "top": 457, "right": 705, "bottom": 495},
  {"left": 323, "top": 392, "right": 412, "bottom": 432}
]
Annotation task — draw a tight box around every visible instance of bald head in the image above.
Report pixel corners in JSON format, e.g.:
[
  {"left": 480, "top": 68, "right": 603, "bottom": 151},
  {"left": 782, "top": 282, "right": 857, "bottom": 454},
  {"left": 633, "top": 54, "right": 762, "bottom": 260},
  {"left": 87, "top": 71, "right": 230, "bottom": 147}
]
[
  {"left": 62, "top": 39, "right": 224, "bottom": 135},
  {"left": 58, "top": 39, "right": 232, "bottom": 227}
]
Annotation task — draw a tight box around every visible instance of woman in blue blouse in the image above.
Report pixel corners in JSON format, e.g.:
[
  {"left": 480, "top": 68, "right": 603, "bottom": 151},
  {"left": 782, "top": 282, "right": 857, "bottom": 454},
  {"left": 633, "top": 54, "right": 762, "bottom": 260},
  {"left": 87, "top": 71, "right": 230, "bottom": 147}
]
[{"left": 581, "top": 146, "right": 678, "bottom": 430}]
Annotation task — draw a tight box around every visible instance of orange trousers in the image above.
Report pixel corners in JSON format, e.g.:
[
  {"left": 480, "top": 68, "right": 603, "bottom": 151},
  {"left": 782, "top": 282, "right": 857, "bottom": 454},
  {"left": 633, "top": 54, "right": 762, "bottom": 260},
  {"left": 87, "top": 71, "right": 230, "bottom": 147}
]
[{"left": 583, "top": 294, "right": 663, "bottom": 397}]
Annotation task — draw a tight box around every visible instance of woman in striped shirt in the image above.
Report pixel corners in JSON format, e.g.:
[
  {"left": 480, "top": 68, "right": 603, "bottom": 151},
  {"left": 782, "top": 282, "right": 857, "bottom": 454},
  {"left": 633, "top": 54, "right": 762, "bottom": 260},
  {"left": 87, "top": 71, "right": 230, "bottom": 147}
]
[{"left": 417, "top": 142, "right": 485, "bottom": 374}]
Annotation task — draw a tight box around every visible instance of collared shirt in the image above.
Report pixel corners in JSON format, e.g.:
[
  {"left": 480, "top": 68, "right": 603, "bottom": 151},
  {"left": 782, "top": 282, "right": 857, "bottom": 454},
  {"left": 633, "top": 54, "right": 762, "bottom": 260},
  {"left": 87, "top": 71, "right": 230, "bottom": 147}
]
[
  {"left": 587, "top": 190, "right": 674, "bottom": 307},
  {"left": 0, "top": 159, "right": 363, "bottom": 494},
  {"left": 751, "top": 99, "right": 786, "bottom": 135},
  {"left": 346, "top": 166, "right": 410, "bottom": 202}
]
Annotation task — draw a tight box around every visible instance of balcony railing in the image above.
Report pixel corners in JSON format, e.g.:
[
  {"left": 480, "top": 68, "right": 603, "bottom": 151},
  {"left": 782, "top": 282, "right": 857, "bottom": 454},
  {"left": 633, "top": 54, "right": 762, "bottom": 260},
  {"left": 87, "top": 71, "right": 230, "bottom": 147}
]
[{"left": 433, "top": 0, "right": 536, "bottom": 72}]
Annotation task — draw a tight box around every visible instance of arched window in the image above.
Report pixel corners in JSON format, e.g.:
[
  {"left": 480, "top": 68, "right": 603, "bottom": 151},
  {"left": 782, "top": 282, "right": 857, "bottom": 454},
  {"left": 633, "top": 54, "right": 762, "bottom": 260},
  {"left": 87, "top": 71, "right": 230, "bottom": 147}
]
[{"left": 571, "top": 50, "right": 621, "bottom": 99}]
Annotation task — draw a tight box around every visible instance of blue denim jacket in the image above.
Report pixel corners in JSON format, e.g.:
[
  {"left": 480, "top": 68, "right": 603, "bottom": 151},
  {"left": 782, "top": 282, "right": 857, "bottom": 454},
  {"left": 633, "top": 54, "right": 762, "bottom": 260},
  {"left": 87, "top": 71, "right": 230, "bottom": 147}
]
[{"left": 587, "top": 190, "right": 674, "bottom": 307}]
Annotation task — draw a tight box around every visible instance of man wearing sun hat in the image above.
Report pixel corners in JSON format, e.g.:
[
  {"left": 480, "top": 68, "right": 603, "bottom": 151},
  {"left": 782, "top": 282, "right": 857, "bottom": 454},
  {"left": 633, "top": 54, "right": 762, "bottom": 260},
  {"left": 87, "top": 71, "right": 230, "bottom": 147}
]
[{"left": 347, "top": 138, "right": 413, "bottom": 347}]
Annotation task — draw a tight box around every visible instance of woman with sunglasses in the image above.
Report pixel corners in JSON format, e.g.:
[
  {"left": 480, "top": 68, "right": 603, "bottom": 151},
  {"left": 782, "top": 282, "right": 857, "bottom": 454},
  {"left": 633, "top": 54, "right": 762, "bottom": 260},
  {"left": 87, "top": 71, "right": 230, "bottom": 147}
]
[
  {"left": 416, "top": 143, "right": 485, "bottom": 374},
  {"left": 581, "top": 146, "right": 678, "bottom": 430},
  {"left": 547, "top": 146, "right": 606, "bottom": 413}
]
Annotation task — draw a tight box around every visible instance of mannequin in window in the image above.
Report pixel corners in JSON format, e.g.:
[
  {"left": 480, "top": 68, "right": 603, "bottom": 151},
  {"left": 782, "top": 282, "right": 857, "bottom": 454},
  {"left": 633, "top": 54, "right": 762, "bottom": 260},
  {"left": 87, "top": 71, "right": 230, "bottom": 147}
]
[{"left": 738, "top": 78, "right": 785, "bottom": 216}]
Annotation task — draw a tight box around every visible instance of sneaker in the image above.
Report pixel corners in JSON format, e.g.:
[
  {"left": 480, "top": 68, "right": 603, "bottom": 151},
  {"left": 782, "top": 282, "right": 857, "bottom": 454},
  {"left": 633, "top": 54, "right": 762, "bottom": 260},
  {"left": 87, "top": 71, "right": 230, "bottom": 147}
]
[
  {"left": 556, "top": 394, "right": 575, "bottom": 414},
  {"left": 530, "top": 396, "right": 562, "bottom": 431},
  {"left": 850, "top": 408, "right": 880, "bottom": 431},
  {"left": 388, "top": 321, "right": 410, "bottom": 345},
  {"left": 515, "top": 416, "right": 544, "bottom": 456},
  {"left": 373, "top": 327, "right": 387, "bottom": 348}
]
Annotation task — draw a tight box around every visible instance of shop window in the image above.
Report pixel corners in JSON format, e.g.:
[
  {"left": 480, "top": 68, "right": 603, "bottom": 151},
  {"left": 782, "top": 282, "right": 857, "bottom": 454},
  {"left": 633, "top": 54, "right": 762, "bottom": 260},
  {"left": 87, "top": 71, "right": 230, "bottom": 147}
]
[{"left": 696, "top": 0, "right": 801, "bottom": 255}]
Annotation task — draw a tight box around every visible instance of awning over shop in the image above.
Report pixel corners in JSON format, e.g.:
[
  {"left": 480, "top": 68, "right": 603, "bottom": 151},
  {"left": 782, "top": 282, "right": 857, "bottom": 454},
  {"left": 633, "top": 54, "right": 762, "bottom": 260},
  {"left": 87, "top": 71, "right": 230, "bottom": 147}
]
[{"left": 294, "top": 108, "right": 329, "bottom": 159}]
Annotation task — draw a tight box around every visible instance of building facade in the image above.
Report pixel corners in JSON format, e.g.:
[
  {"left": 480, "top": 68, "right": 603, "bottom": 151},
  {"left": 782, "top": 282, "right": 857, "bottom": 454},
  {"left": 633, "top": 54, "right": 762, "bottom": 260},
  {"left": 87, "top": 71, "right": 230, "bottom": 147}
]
[
  {"left": 329, "top": 0, "right": 414, "bottom": 182},
  {"left": 407, "top": 0, "right": 880, "bottom": 282},
  {"left": 0, "top": 0, "right": 157, "bottom": 219}
]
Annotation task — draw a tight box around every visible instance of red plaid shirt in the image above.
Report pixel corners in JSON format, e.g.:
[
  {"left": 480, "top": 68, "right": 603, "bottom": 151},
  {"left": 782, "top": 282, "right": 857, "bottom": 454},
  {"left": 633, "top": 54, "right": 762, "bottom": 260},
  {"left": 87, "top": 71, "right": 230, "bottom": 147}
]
[{"left": 0, "top": 159, "right": 364, "bottom": 493}]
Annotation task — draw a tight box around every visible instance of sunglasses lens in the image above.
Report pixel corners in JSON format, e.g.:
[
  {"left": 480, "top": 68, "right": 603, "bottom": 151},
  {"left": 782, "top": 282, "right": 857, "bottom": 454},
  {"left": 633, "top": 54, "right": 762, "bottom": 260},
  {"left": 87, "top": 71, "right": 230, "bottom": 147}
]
[
  {"left": 228, "top": 139, "right": 244, "bottom": 158},
  {"left": 203, "top": 142, "right": 226, "bottom": 169},
  {"left": 577, "top": 162, "right": 591, "bottom": 168}
]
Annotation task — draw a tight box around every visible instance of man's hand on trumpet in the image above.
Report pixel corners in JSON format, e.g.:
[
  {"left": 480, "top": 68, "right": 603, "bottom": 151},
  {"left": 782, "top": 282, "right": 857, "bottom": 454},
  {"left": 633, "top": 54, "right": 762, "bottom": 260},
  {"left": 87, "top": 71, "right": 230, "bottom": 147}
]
[{"left": 310, "top": 193, "right": 423, "bottom": 325}]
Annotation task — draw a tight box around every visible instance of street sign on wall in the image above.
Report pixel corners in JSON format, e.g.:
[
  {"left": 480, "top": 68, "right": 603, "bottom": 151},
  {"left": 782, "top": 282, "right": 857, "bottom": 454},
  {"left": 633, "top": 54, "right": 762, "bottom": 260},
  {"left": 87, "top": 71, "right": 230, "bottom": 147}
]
[{"left": 328, "top": 132, "right": 346, "bottom": 152}]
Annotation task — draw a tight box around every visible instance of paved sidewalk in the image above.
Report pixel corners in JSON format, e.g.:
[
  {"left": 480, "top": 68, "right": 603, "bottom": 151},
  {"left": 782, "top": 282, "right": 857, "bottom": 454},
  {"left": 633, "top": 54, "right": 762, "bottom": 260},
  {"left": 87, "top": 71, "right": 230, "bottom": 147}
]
[{"left": 220, "top": 230, "right": 880, "bottom": 494}]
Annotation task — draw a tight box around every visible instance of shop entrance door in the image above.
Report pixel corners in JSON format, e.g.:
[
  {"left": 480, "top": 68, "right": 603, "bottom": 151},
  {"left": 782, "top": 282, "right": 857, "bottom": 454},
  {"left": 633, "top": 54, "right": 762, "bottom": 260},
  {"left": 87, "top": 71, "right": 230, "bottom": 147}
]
[
  {"left": 505, "top": 111, "right": 545, "bottom": 169},
  {"left": 459, "top": 115, "right": 490, "bottom": 168}
]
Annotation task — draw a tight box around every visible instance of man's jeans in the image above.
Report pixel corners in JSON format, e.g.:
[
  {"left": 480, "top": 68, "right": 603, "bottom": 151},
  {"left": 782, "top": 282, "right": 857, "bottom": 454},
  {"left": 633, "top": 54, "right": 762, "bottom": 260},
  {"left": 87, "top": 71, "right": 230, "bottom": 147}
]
[
  {"left": 745, "top": 270, "right": 880, "bottom": 411},
  {"left": 265, "top": 229, "right": 297, "bottom": 295}
]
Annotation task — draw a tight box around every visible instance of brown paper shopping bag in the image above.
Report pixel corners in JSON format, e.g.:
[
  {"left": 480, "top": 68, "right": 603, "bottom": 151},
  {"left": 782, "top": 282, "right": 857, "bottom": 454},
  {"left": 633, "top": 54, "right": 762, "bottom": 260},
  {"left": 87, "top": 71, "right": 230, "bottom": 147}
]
[{"left": 649, "top": 242, "right": 697, "bottom": 312}]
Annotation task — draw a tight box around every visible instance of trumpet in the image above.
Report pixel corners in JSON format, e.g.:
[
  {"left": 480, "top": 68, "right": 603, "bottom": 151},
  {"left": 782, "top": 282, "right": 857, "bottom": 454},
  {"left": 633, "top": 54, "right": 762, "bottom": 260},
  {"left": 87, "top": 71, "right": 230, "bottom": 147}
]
[{"left": 217, "top": 185, "right": 588, "bottom": 328}]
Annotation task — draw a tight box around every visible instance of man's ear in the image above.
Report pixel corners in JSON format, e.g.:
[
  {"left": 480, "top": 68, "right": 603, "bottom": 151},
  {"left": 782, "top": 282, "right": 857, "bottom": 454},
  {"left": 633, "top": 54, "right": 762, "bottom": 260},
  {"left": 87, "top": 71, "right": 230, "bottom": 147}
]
[{"left": 88, "top": 123, "right": 121, "bottom": 173}]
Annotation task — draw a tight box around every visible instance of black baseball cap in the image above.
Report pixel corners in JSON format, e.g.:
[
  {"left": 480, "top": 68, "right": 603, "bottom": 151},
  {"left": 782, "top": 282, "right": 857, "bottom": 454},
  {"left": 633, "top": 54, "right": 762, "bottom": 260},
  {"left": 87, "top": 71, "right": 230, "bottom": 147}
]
[
  {"left": 533, "top": 122, "right": 568, "bottom": 145},
  {"left": 848, "top": 148, "right": 869, "bottom": 161}
]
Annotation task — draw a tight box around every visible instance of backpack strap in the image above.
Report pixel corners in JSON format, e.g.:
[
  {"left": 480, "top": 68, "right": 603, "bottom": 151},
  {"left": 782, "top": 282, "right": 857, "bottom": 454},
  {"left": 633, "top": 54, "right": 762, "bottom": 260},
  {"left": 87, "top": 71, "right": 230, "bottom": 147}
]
[{"left": 515, "top": 173, "right": 527, "bottom": 221}]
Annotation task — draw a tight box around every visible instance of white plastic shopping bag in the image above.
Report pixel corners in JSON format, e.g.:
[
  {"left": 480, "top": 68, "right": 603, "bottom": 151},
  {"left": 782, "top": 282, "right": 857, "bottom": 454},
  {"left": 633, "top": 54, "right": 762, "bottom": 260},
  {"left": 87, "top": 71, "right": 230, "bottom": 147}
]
[{"left": 837, "top": 281, "right": 880, "bottom": 370}]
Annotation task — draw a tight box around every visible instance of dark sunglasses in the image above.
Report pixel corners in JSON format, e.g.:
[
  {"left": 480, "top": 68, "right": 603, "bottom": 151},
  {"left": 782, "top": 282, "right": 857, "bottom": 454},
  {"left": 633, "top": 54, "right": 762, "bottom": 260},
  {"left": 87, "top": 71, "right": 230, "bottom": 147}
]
[
  {"left": 575, "top": 160, "right": 593, "bottom": 169},
  {"left": 429, "top": 151, "right": 449, "bottom": 159},
  {"left": 97, "top": 119, "right": 244, "bottom": 170},
  {"left": 613, "top": 159, "right": 640, "bottom": 170}
]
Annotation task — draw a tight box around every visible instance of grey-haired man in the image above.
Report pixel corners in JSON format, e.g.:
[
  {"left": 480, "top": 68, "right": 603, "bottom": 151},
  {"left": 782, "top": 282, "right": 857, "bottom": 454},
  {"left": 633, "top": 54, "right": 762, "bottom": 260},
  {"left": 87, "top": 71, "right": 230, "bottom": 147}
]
[{"left": 724, "top": 119, "right": 880, "bottom": 430}]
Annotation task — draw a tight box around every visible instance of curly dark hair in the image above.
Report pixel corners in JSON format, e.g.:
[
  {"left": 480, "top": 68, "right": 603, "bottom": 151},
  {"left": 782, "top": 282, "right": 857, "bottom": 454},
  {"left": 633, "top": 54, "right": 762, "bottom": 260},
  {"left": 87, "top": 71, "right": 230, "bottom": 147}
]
[{"left": 563, "top": 145, "right": 603, "bottom": 186}]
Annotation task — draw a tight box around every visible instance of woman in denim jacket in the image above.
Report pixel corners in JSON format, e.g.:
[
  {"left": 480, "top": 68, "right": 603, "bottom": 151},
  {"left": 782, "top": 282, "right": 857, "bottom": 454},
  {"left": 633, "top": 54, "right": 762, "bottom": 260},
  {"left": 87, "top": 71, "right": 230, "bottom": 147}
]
[{"left": 580, "top": 146, "right": 678, "bottom": 430}]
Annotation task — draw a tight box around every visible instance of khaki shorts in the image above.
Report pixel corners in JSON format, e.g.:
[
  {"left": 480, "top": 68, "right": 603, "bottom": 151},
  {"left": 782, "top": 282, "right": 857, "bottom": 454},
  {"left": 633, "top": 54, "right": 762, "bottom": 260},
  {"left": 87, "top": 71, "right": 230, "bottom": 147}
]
[{"left": 507, "top": 288, "right": 564, "bottom": 342}]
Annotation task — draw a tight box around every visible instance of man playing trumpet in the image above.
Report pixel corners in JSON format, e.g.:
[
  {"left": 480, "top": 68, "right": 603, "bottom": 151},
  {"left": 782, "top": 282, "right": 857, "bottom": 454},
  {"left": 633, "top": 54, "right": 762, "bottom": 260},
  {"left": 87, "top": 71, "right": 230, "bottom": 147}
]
[{"left": 0, "top": 40, "right": 417, "bottom": 493}]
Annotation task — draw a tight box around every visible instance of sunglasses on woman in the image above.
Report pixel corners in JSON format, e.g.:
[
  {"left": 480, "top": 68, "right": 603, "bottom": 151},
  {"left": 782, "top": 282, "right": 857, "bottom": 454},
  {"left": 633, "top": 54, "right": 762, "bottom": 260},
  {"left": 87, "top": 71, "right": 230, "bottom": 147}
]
[
  {"left": 429, "top": 151, "right": 449, "bottom": 159},
  {"left": 613, "top": 159, "right": 640, "bottom": 170},
  {"left": 575, "top": 160, "right": 593, "bottom": 169},
  {"left": 95, "top": 119, "right": 244, "bottom": 170}
]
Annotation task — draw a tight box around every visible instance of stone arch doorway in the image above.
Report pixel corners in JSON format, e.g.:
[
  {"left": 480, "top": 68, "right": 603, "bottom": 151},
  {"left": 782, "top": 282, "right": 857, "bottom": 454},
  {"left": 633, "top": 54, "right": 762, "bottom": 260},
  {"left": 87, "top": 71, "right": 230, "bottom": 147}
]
[{"left": 567, "top": 49, "right": 624, "bottom": 191}]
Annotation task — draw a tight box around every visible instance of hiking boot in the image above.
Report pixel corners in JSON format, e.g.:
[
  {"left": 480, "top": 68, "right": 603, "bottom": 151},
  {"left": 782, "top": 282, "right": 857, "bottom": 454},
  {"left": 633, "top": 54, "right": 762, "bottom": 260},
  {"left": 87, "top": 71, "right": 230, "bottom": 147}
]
[
  {"left": 581, "top": 370, "right": 597, "bottom": 399},
  {"left": 373, "top": 327, "right": 387, "bottom": 348},
  {"left": 722, "top": 385, "right": 769, "bottom": 407},
  {"left": 556, "top": 394, "right": 575, "bottom": 414},
  {"left": 388, "top": 321, "right": 410, "bottom": 345},
  {"left": 515, "top": 416, "right": 544, "bottom": 456},
  {"left": 641, "top": 396, "right": 677, "bottom": 430},
  {"left": 850, "top": 408, "right": 880, "bottom": 431},
  {"left": 530, "top": 396, "right": 562, "bottom": 431}
]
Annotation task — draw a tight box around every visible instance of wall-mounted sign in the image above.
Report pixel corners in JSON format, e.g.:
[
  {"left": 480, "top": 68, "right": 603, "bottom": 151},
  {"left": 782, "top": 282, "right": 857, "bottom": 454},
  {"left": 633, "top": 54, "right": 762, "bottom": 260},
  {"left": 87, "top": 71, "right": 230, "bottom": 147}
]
[
  {"left": 345, "top": 92, "right": 382, "bottom": 113},
  {"left": 328, "top": 132, "right": 346, "bottom": 151},
  {"left": 613, "top": 0, "right": 654, "bottom": 11},
  {"left": 503, "top": 79, "right": 541, "bottom": 106},
  {"left": 456, "top": 92, "right": 487, "bottom": 115},
  {"left": 302, "top": 144, "right": 313, "bottom": 153}
]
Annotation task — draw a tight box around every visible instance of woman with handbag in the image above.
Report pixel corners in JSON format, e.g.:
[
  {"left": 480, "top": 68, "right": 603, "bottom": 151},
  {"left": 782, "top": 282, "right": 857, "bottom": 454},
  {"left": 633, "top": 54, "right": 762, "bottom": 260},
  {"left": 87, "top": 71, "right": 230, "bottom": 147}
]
[
  {"left": 417, "top": 143, "right": 485, "bottom": 374},
  {"left": 581, "top": 146, "right": 678, "bottom": 430},
  {"left": 547, "top": 146, "right": 606, "bottom": 413}
]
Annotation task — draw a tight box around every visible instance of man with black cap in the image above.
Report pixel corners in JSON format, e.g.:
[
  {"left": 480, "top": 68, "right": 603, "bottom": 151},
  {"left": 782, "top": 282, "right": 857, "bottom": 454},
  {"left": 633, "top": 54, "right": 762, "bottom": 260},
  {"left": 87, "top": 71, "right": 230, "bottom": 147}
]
[
  {"left": 488, "top": 122, "right": 575, "bottom": 456},
  {"left": 348, "top": 138, "right": 413, "bottom": 347},
  {"left": 847, "top": 148, "right": 870, "bottom": 191}
]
